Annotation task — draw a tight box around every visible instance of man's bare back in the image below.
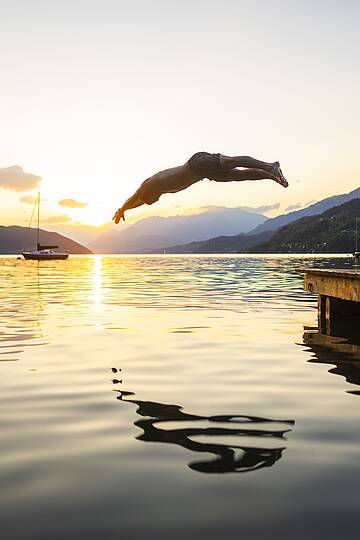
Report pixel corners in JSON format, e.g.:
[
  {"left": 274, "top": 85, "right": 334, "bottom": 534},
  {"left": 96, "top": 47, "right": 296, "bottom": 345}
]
[{"left": 113, "top": 152, "right": 288, "bottom": 223}]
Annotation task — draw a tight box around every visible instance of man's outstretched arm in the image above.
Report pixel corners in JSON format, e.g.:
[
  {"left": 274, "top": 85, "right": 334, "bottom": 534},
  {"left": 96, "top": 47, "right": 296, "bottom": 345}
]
[{"left": 113, "top": 191, "right": 145, "bottom": 224}]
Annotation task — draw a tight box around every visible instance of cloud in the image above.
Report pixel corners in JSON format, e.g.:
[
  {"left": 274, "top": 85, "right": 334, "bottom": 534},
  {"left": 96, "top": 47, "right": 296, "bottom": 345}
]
[
  {"left": 285, "top": 203, "right": 303, "bottom": 212},
  {"left": 43, "top": 214, "right": 71, "bottom": 224},
  {"left": 0, "top": 165, "right": 41, "bottom": 192},
  {"left": 235, "top": 202, "right": 281, "bottom": 215},
  {"left": 190, "top": 204, "right": 281, "bottom": 215},
  {"left": 285, "top": 200, "right": 317, "bottom": 213},
  {"left": 251, "top": 202, "right": 280, "bottom": 213},
  {"left": 20, "top": 195, "right": 37, "bottom": 205},
  {"left": 58, "top": 198, "right": 88, "bottom": 208}
]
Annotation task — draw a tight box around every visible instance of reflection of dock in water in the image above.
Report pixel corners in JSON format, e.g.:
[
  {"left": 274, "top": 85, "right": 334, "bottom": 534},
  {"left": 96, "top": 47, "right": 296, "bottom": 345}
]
[
  {"left": 301, "top": 268, "right": 360, "bottom": 394},
  {"left": 303, "top": 331, "right": 360, "bottom": 395},
  {"left": 113, "top": 379, "right": 294, "bottom": 474}
]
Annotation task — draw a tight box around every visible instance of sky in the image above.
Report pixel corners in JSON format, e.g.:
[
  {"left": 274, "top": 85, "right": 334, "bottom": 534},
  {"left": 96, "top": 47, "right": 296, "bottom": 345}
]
[{"left": 1, "top": 0, "right": 359, "bottom": 237}]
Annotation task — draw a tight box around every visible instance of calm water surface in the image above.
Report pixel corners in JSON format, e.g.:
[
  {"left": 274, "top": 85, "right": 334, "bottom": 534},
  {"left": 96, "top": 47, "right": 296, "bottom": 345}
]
[{"left": 1, "top": 255, "right": 359, "bottom": 539}]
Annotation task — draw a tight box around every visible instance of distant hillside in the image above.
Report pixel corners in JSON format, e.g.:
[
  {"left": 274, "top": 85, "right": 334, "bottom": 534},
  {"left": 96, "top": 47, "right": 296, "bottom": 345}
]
[
  {"left": 251, "top": 198, "right": 360, "bottom": 253},
  {"left": 89, "top": 206, "right": 267, "bottom": 253},
  {"left": 50, "top": 222, "right": 119, "bottom": 246},
  {"left": 250, "top": 186, "right": 360, "bottom": 234},
  {"left": 0, "top": 226, "right": 92, "bottom": 254},
  {"left": 155, "top": 230, "right": 273, "bottom": 254}
]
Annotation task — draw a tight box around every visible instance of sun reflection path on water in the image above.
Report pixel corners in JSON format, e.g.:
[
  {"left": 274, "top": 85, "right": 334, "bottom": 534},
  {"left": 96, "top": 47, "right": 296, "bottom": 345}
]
[{"left": 92, "top": 255, "right": 103, "bottom": 310}]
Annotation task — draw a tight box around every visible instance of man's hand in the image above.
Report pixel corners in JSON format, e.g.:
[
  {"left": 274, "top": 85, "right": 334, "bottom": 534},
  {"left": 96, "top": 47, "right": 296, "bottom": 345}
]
[{"left": 112, "top": 208, "right": 125, "bottom": 224}]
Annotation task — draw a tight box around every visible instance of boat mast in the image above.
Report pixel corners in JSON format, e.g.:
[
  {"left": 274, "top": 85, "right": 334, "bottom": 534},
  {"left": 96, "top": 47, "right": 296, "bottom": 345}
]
[{"left": 37, "top": 191, "right": 40, "bottom": 251}]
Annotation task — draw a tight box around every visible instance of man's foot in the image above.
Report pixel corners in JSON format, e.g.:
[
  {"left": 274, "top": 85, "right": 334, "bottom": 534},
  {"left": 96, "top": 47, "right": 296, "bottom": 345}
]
[{"left": 271, "top": 162, "right": 289, "bottom": 188}]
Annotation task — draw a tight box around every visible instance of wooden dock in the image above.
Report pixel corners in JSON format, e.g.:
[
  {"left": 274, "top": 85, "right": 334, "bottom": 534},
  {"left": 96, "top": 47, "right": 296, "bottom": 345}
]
[{"left": 303, "top": 269, "right": 360, "bottom": 336}]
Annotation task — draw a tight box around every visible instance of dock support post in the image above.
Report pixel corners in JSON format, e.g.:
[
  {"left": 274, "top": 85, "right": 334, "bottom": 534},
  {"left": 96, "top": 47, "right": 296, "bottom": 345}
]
[
  {"left": 318, "top": 295, "right": 328, "bottom": 334},
  {"left": 318, "top": 294, "right": 360, "bottom": 336}
]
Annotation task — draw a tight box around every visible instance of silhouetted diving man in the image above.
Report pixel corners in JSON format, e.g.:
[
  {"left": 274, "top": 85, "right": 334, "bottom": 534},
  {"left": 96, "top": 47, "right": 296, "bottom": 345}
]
[{"left": 113, "top": 152, "right": 289, "bottom": 223}]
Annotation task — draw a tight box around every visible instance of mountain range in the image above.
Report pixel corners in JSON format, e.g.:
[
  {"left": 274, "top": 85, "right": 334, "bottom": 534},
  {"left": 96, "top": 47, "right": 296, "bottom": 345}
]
[
  {"left": 154, "top": 230, "right": 273, "bottom": 254},
  {"left": 150, "top": 186, "right": 360, "bottom": 254},
  {"left": 87, "top": 186, "right": 360, "bottom": 253},
  {"left": 0, "top": 226, "right": 91, "bottom": 254},
  {"left": 250, "top": 186, "right": 360, "bottom": 234},
  {"left": 250, "top": 198, "right": 360, "bottom": 254},
  {"left": 3, "top": 185, "right": 359, "bottom": 255},
  {"left": 89, "top": 206, "right": 267, "bottom": 253}
]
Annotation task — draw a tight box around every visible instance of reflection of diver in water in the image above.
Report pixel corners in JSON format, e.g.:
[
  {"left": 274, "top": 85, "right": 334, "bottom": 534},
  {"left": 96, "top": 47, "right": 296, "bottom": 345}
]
[{"left": 112, "top": 370, "right": 294, "bottom": 474}]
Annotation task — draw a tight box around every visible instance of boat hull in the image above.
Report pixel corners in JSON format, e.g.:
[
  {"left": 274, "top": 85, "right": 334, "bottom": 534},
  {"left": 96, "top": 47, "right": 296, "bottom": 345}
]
[{"left": 22, "top": 252, "right": 69, "bottom": 260}]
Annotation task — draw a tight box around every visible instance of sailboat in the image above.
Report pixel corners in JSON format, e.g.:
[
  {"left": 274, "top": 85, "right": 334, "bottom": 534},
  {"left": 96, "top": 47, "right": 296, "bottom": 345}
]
[{"left": 22, "top": 192, "right": 69, "bottom": 260}]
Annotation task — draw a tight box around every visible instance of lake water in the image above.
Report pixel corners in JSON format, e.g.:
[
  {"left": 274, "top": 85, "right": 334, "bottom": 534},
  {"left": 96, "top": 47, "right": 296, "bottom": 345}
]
[{"left": 1, "top": 254, "right": 360, "bottom": 540}]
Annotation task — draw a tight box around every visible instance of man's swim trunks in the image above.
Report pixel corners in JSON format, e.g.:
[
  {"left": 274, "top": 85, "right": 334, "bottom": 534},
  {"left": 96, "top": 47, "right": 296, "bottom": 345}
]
[{"left": 188, "top": 152, "right": 225, "bottom": 177}]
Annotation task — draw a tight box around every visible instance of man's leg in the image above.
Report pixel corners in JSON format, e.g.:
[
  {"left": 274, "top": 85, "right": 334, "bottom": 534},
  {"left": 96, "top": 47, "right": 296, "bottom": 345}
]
[
  {"left": 218, "top": 155, "right": 288, "bottom": 187},
  {"left": 208, "top": 168, "right": 283, "bottom": 185},
  {"left": 218, "top": 154, "right": 275, "bottom": 172}
]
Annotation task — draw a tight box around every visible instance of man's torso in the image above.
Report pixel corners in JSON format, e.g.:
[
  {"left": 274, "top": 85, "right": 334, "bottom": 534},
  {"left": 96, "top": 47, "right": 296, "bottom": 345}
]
[{"left": 139, "top": 163, "right": 201, "bottom": 199}]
